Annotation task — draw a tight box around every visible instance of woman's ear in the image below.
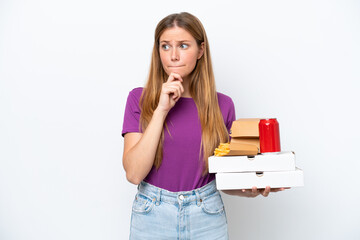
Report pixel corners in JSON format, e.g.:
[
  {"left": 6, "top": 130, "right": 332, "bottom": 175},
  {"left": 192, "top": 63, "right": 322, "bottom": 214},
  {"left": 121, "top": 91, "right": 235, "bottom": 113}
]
[{"left": 197, "top": 42, "right": 205, "bottom": 59}]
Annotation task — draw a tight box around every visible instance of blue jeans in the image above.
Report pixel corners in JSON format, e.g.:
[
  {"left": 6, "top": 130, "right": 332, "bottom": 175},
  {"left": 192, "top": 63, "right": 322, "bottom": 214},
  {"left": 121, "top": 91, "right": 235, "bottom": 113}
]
[{"left": 129, "top": 180, "right": 228, "bottom": 240}]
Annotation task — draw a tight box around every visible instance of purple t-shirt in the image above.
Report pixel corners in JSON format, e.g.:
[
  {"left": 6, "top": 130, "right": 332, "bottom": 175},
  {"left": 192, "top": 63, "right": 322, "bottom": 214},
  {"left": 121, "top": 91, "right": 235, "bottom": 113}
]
[{"left": 122, "top": 87, "right": 236, "bottom": 192}]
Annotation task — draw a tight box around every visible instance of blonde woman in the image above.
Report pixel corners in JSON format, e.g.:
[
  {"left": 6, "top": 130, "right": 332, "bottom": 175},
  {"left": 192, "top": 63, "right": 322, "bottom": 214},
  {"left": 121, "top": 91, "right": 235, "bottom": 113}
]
[{"left": 122, "top": 12, "right": 283, "bottom": 239}]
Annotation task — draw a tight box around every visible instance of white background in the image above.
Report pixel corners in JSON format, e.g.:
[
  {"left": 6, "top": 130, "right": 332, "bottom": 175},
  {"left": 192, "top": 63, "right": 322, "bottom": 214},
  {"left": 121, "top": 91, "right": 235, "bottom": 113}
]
[{"left": 1, "top": 0, "right": 359, "bottom": 239}]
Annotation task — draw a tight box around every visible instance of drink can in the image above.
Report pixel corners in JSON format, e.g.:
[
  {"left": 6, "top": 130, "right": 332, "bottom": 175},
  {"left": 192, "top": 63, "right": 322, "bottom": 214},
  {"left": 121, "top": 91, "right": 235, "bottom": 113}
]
[{"left": 259, "top": 118, "right": 281, "bottom": 153}]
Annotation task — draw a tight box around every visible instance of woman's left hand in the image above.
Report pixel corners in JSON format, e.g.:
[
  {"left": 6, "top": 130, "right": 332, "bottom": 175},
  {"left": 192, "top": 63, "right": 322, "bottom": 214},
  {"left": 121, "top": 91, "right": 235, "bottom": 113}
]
[{"left": 221, "top": 186, "right": 290, "bottom": 198}]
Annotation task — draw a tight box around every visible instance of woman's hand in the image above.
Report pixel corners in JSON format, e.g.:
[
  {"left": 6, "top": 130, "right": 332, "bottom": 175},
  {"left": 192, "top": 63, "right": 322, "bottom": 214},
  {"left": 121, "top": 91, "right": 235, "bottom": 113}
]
[
  {"left": 156, "top": 73, "right": 184, "bottom": 113},
  {"left": 222, "top": 186, "right": 290, "bottom": 198}
]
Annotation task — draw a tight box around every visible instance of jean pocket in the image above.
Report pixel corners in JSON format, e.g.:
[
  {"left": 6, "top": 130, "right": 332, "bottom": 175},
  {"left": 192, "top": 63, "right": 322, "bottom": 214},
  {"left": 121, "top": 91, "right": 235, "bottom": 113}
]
[
  {"left": 201, "top": 192, "right": 225, "bottom": 215},
  {"left": 132, "top": 193, "right": 155, "bottom": 214}
]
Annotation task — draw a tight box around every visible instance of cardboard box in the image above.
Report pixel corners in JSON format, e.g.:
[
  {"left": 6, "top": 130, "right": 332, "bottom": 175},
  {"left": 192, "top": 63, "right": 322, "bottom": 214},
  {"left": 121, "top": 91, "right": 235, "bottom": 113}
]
[
  {"left": 225, "top": 118, "right": 261, "bottom": 156},
  {"left": 209, "top": 151, "right": 296, "bottom": 173},
  {"left": 225, "top": 142, "right": 259, "bottom": 156},
  {"left": 215, "top": 168, "right": 304, "bottom": 190},
  {"left": 230, "top": 118, "right": 260, "bottom": 137},
  {"left": 230, "top": 137, "right": 260, "bottom": 150}
]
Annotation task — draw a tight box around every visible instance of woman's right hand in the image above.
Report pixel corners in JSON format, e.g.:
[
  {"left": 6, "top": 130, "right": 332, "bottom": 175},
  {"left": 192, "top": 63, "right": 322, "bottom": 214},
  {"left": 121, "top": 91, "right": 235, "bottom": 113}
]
[{"left": 156, "top": 73, "right": 184, "bottom": 113}]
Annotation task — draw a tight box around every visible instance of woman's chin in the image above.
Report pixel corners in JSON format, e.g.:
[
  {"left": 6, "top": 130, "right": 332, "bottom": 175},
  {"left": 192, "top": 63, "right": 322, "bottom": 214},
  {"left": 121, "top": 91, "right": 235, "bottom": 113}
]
[
  {"left": 164, "top": 70, "right": 191, "bottom": 80},
  {"left": 166, "top": 71, "right": 183, "bottom": 78}
]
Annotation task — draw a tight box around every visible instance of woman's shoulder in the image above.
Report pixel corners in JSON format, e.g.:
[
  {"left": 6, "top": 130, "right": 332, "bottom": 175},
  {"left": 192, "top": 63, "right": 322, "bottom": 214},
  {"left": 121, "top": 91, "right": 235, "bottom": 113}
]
[
  {"left": 128, "top": 87, "right": 144, "bottom": 98},
  {"left": 216, "top": 92, "right": 234, "bottom": 105},
  {"left": 216, "top": 92, "right": 236, "bottom": 124},
  {"left": 125, "top": 87, "right": 144, "bottom": 109}
]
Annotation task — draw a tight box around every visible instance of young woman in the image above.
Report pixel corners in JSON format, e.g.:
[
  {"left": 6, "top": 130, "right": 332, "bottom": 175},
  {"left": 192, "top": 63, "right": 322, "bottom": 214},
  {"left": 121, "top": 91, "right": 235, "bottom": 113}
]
[{"left": 122, "top": 12, "right": 285, "bottom": 239}]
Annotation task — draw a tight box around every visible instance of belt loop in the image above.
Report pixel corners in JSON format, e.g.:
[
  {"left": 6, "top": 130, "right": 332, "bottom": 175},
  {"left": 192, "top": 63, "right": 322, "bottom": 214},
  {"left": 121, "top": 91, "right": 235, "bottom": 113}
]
[
  {"left": 156, "top": 189, "right": 161, "bottom": 206},
  {"left": 195, "top": 190, "right": 201, "bottom": 207}
]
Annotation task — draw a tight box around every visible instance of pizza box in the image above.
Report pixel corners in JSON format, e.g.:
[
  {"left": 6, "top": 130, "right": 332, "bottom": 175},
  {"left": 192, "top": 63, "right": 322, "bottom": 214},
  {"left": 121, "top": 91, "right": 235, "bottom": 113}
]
[
  {"left": 215, "top": 168, "right": 304, "bottom": 190},
  {"left": 208, "top": 151, "right": 296, "bottom": 173}
]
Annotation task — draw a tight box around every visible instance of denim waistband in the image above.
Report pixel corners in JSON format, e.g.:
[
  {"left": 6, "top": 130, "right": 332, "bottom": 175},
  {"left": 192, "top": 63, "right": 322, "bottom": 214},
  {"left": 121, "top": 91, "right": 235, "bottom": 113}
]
[{"left": 137, "top": 180, "right": 218, "bottom": 206}]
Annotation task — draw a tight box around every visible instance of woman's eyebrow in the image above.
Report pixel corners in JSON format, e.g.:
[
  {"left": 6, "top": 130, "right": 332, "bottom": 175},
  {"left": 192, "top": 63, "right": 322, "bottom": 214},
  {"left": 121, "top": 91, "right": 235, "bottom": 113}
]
[{"left": 160, "top": 40, "right": 192, "bottom": 43}]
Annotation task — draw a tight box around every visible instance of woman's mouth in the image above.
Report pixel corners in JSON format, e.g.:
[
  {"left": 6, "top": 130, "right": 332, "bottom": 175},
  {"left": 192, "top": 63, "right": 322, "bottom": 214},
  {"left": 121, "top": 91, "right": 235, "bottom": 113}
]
[{"left": 169, "top": 65, "right": 184, "bottom": 68}]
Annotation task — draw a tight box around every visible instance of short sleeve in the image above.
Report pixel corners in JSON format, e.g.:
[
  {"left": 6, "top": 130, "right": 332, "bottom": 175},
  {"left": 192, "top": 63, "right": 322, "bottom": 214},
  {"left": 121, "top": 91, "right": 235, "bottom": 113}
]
[
  {"left": 225, "top": 98, "right": 236, "bottom": 134},
  {"left": 217, "top": 92, "right": 236, "bottom": 139},
  {"left": 121, "top": 88, "right": 143, "bottom": 137}
]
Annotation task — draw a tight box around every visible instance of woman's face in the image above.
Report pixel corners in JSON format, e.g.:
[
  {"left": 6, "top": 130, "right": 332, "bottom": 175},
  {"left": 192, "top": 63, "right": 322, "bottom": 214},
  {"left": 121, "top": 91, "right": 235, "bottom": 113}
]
[{"left": 159, "top": 26, "right": 204, "bottom": 80}]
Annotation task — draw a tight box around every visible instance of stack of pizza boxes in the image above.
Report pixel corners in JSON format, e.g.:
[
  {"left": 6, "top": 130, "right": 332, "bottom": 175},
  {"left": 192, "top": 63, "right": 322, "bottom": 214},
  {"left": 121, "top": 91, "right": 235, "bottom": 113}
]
[{"left": 208, "top": 119, "right": 304, "bottom": 190}]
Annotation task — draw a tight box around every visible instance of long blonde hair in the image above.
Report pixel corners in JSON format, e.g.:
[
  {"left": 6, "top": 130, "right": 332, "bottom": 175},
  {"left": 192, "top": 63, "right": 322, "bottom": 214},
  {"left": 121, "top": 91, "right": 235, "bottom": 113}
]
[{"left": 140, "top": 12, "right": 229, "bottom": 174}]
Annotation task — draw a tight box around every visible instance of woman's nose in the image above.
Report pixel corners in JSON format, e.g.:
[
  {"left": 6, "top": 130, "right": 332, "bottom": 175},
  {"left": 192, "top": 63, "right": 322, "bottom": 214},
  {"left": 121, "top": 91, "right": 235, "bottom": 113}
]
[{"left": 171, "top": 48, "right": 179, "bottom": 61}]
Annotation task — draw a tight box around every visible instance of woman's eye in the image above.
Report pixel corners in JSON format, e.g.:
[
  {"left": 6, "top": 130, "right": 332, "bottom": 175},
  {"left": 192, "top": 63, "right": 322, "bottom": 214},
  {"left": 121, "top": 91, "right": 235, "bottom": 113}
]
[
  {"left": 180, "top": 44, "right": 189, "bottom": 49},
  {"left": 161, "top": 44, "right": 170, "bottom": 50}
]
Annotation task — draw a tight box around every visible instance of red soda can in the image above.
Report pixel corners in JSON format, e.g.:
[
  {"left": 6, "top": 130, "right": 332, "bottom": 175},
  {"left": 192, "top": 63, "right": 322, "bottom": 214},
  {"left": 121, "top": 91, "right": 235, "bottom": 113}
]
[{"left": 259, "top": 118, "right": 281, "bottom": 153}]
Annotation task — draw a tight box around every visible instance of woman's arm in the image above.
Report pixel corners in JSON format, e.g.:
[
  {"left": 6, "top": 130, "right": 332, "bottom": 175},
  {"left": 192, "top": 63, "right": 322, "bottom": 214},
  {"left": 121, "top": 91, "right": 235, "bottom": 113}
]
[
  {"left": 122, "top": 73, "right": 184, "bottom": 185},
  {"left": 222, "top": 186, "right": 289, "bottom": 198},
  {"left": 123, "top": 109, "right": 168, "bottom": 185}
]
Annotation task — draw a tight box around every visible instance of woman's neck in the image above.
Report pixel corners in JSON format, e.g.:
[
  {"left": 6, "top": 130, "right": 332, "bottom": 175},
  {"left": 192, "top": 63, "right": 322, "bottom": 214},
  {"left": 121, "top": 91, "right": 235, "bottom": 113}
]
[{"left": 181, "top": 78, "right": 192, "bottom": 98}]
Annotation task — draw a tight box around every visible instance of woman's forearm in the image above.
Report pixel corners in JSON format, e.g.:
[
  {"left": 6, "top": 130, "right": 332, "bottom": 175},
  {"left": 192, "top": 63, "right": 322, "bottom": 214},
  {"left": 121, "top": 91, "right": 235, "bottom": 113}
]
[{"left": 123, "top": 108, "right": 168, "bottom": 185}]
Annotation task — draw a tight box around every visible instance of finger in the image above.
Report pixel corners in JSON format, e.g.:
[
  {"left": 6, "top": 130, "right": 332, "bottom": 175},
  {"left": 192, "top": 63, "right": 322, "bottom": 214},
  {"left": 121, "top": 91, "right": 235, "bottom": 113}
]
[
  {"left": 270, "top": 187, "right": 287, "bottom": 192},
  {"left": 242, "top": 189, "right": 246, "bottom": 193},
  {"left": 163, "top": 86, "right": 178, "bottom": 97},
  {"left": 167, "top": 72, "right": 183, "bottom": 83},
  {"left": 179, "top": 81, "right": 184, "bottom": 94},
  {"left": 167, "top": 81, "right": 184, "bottom": 96},
  {"left": 175, "top": 85, "right": 182, "bottom": 99},
  {"left": 167, "top": 86, "right": 180, "bottom": 100},
  {"left": 168, "top": 85, "right": 181, "bottom": 101},
  {"left": 165, "top": 73, "right": 176, "bottom": 83},
  {"left": 263, "top": 186, "right": 271, "bottom": 197},
  {"left": 173, "top": 82, "right": 184, "bottom": 99},
  {"left": 252, "top": 186, "right": 257, "bottom": 196},
  {"left": 172, "top": 79, "right": 184, "bottom": 93},
  {"left": 171, "top": 72, "right": 183, "bottom": 82},
  {"left": 162, "top": 88, "right": 174, "bottom": 96}
]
